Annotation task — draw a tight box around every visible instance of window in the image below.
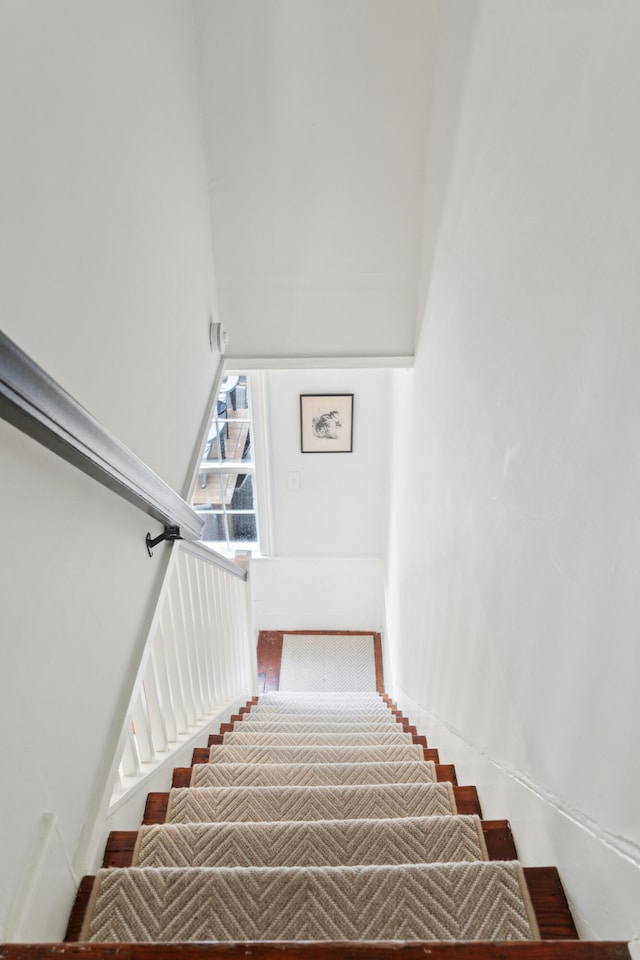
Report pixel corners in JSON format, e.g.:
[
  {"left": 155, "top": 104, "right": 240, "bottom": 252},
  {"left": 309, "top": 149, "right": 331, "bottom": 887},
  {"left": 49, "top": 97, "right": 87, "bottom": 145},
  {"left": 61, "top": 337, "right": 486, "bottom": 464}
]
[{"left": 191, "top": 374, "right": 260, "bottom": 554}]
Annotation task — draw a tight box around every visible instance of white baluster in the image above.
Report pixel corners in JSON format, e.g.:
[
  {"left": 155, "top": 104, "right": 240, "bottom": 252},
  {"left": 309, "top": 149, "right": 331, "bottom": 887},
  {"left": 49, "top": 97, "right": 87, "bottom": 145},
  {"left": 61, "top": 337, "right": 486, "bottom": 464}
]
[
  {"left": 143, "top": 654, "right": 169, "bottom": 753},
  {"left": 121, "top": 724, "right": 141, "bottom": 778},
  {"left": 173, "top": 555, "right": 197, "bottom": 727},
  {"left": 109, "top": 544, "right": 252, "bottom": 807},
  {"left": 132, "top": 690, "right": 155, "bottom": 764},
  {"left": 164, "top": 586, "right": 189, "bottom": 733},
  {"left": 155, "top": 620, "right": 178, "bottom": 742}
]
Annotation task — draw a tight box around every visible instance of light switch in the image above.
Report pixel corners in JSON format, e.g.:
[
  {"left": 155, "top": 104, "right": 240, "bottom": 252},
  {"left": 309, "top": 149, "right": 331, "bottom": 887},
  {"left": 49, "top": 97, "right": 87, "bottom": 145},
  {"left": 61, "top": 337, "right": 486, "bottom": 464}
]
[{"left": 286, "top": 472, "right": 301, "bottom": 489}]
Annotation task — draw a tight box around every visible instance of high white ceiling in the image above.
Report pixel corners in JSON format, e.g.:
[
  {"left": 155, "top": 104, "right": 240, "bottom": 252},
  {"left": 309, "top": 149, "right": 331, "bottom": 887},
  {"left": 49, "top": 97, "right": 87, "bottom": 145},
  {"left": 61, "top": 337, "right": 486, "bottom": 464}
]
[{"left": 194, "top": 0, "right": 437, "bottom": 360}]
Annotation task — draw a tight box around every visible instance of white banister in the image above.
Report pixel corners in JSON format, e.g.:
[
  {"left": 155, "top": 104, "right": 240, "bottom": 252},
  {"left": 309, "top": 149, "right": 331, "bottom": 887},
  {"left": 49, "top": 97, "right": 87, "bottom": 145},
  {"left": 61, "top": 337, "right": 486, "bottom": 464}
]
[{"left": 110, "top": 541, "right": 256, "bottom": 805}]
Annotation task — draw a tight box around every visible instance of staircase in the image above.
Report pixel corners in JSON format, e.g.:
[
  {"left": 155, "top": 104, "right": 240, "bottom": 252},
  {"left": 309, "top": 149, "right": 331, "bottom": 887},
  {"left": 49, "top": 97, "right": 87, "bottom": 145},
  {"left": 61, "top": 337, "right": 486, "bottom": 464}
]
[{"left": 50, "top": 689, "right": 630, "bottom": 958}]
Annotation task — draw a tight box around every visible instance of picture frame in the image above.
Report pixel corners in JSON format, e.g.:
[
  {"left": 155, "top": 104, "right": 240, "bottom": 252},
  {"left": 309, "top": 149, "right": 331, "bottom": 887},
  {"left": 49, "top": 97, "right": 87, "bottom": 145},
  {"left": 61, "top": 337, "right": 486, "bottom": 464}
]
[{"left": 300, "top": 394, "right": 354, "bottom": 453}]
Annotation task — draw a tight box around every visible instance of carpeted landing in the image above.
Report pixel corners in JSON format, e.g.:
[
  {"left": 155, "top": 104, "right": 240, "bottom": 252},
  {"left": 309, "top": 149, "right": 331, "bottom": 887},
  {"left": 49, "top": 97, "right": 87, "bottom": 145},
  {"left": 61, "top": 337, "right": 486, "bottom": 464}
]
[
  {"left": 80, "top": 692, "right": 540, "bottom": 943},
  {"left": 278, "top": 634, "right": 377, "bottom": 692}
]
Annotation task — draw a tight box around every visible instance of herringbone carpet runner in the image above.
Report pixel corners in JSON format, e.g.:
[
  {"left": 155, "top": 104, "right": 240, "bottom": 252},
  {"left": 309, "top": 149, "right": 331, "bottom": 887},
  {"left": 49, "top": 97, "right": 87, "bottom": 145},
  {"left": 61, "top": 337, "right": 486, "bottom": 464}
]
[
  {"left": 208, "top": 743, "right": 426, "bottom": 763},
  {"left": 81, "top": 691, "right": 540, "bottom": 942},
  {"left": 165, "top": 782, "right": 457, "bottom": 823},
  {"left": 279, "top": 634, "right": 377, "bottom": 691},
  {"left": 190, "top": 760, "right": 438, "bottom": 787},
  {"left": 132, "top": 816, "right": 488, "bottom": 867}
]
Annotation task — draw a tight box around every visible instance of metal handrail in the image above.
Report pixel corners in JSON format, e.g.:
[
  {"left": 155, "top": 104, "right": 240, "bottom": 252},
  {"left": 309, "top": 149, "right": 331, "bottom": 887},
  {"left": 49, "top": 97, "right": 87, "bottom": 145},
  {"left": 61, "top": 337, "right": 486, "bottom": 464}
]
[{"left": 0, "top": 329, "right": 204, "bottom": 542}]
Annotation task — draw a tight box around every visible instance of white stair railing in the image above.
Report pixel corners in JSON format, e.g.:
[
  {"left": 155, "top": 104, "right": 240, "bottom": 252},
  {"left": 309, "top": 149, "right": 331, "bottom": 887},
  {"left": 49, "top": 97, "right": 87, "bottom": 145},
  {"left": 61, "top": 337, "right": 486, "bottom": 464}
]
[{"left": 111, "top": 541, "right": 256, "bottom": 802}]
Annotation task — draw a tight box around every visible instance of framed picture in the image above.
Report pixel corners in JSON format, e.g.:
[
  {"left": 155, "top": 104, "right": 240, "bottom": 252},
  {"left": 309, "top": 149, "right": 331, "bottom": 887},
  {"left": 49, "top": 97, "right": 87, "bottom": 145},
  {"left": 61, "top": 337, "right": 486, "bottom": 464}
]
[{"left": 300, "top": 394, "right": 354, "bottom": 453}]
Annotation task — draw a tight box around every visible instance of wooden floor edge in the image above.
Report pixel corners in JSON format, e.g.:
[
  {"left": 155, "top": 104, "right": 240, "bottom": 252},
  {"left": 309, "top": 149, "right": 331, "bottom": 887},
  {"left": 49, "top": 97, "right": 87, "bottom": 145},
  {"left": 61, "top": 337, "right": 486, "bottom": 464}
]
[{"left": 16, "top": 942, "right": 633, "bottom": 959}]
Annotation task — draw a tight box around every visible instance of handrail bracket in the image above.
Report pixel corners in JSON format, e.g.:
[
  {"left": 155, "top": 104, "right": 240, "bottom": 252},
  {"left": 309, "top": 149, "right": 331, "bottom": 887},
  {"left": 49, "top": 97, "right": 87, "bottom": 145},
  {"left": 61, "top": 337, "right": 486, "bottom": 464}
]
[{"left": 146, "top": 525, "right": 182, "bottom": 558}]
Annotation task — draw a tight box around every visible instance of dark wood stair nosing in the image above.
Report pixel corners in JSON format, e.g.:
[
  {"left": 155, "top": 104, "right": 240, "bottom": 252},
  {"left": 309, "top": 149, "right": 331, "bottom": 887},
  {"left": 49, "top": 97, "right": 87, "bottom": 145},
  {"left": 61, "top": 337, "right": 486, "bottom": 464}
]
[
  {"left": 63, "top": 876, "right": 95, "bottom": 942},
  {"left": 435, "top": 763, "right": 457, "bottom": 785},
  {"left": 173, "top": 767, "right": 195, "bottom": 788},
  {"left": 524, "top": 867, "right": 579, "bottom": 939},
  {"left": 16, "top": 944, "right": 634, "bottom": 960},
  {"left": 101, "top": 831, "right": 139, "bottom": 868}
]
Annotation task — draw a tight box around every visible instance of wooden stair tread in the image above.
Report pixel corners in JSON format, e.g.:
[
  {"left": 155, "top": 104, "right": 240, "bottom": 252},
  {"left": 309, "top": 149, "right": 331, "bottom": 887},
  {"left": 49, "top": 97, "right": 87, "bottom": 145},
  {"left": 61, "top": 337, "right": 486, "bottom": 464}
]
[
  {"left": 524, "top": 868, "right": 579, "bottom": 939},
  {"left": 5, "top": 946, "right": 633, "bottom": 960}
]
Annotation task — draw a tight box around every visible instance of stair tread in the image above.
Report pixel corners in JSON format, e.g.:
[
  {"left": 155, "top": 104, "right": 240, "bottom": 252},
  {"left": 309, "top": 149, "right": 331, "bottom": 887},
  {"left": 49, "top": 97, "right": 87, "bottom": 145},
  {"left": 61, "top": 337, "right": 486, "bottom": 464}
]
[
  {"left": 103, "top": 818, "right": 516, "bottom": 869},
  {"left": 231, "top": 720, "right": 403, "bottom": 732},
  {"left": 255, "top": 692, "right": 386, "bottom": 701},
  {"left": 221, "top": 731, "right": 412, "bottom": 745},
  {"left": 208, "top": 744, "right": 426, "bottom": 763},
  {"left": 190, "top": 760, "right": 437, "bottom": 788},
  {"left": 80, "top": 861, "right": 539, "bottom": 943},
  {"left": 239, "top": 712, "right": 400, "bottom": 724},
  {"left": 132, "top": 814, "right": 489, "bottom": 868},
  {"left": 252, "top": 703, "right": 388, "bottom": 714},
  {"left": 166, "top": 782, "right": 457, "bottom": 823}
]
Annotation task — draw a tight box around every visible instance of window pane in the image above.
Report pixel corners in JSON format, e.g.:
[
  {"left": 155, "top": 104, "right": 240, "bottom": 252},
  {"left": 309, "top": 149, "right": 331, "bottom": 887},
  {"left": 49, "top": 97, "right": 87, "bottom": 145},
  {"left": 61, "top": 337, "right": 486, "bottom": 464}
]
[
  {"left": 198, "top": 512, "right": 228, "bottom": 543},
  {"left": 228, "top": 512, "right": 257, "bottom": 542},
  {"left": 190, "top": 375, "right": 259, "bottom": 553}
]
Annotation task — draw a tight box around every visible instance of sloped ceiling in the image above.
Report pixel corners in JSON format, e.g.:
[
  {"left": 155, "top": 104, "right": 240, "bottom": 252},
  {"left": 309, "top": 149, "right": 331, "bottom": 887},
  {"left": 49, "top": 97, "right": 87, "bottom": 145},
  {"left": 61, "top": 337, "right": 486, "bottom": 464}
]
[{"left": 194, "top": 0, "right": 437, "bottom": 360}]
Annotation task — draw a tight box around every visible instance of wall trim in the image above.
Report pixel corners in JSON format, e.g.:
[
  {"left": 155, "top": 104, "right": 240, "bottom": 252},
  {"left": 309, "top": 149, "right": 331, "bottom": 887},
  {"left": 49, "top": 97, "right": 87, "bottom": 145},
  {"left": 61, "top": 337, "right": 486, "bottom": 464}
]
[{"left": 225, "top": 355, "right": 415, "bottom": 370}]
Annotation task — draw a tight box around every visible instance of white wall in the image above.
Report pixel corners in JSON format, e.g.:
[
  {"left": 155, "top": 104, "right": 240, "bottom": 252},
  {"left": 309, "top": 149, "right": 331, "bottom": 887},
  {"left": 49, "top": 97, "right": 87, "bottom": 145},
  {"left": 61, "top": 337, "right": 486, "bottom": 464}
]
[
  {"left": 385, "top": 0, "right": 640, "bottom": 941},
  {"left": 194, "top": 0, "right": 436, "bottom": 361},
  {"left": 249, "top": 368, "right": 390, "bottom": 633},
  {"left": 251, "top": 557, "right": 385, "bottom": 633},
  {"left": 0, "top": 1, "right": 220, "bottom": 940}
]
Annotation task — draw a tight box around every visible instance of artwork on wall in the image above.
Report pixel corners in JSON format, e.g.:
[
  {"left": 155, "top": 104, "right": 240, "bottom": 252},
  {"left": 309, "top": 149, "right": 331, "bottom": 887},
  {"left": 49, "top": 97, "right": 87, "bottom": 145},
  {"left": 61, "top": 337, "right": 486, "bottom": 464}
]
[{"left": 300, "top": 394, "right": 354, "bottom": 453}]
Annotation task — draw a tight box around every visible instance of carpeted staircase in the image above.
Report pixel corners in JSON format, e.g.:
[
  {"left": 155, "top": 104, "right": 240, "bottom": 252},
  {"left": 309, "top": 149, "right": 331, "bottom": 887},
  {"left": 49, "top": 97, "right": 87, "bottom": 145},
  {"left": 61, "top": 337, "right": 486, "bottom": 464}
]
[
  {"left": 2, "top": 688, "right": 629, "bottom": 960},
  {"left": 73, "top": 691, "right": 544, "bottom": 943}
]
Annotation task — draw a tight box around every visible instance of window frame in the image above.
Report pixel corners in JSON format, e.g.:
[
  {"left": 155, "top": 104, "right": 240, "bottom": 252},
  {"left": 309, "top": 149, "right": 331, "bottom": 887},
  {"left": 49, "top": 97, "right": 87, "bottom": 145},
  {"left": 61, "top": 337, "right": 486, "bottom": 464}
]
[{"left": 188, "top": 367, "right": 272, "bottom": 558}]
